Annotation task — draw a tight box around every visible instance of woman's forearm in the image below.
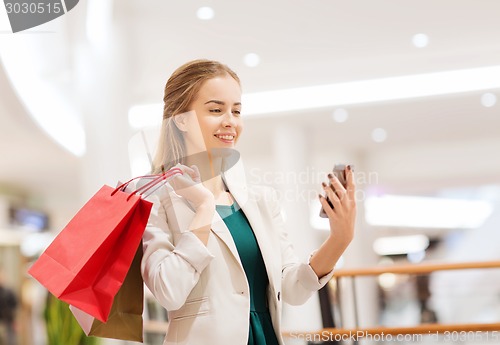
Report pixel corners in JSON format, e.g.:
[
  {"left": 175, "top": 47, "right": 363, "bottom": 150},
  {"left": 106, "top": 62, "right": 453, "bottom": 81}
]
[{"left": 309, "top": 234, "right": 352, "bottom": 279}]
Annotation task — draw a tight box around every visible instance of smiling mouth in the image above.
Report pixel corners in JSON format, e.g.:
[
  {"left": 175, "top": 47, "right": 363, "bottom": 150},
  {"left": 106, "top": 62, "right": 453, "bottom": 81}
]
[{"left": 214, "top": 134, "right": 235, "bottom": 142}]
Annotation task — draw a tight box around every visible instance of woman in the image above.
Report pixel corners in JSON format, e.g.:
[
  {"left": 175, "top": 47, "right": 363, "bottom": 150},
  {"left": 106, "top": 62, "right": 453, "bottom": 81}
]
[{"left": 141, "top": 59, "right": 356, "bottom": 345}]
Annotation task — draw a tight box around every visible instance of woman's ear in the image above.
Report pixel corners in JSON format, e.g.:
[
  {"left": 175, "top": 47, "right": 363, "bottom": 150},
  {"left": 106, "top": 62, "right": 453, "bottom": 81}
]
[{"left": 172, "top": 113, "right": 188, "bottom": 132}]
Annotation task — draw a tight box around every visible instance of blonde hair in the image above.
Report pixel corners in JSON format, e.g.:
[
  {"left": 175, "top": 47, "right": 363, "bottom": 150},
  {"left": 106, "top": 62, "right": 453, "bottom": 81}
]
[{"left": 151, "top": 59, "right": 240, "bottom": 173}]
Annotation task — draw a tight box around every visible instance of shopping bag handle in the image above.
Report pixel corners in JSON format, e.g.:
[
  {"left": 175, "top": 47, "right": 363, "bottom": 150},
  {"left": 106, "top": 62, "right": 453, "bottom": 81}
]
[
  {"left": 130, "top": 168, "right": 182, "bottom": 199},
  {"left": 111, "top": 167, "right": 183, "bottom": 198}
]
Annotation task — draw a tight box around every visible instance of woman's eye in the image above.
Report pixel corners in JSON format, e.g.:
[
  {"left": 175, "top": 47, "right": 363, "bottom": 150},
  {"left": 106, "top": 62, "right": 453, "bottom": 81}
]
[
  {"left": 233, "top": 110, "right": 241, "bottom": 116},
  {"left": 209, "top": 109, "right": 222, "bottom": 113}
]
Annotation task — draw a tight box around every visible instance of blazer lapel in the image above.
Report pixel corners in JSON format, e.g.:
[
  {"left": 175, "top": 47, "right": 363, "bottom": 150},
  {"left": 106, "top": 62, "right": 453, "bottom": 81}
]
[
  {"left": 222, "top": 158, "right": 278, "bottom": 293},
  {"left": 201, "top": 159, "right": 246, "bottom": 272},
  {"left": 210, "top": 210, "right": 244, "bottom": 270}
]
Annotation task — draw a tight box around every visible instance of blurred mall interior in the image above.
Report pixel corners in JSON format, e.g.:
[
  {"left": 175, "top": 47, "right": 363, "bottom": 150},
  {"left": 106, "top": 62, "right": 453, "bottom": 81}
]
[{"left": 1, "top": 1, "right": 500, "bottom": 344}]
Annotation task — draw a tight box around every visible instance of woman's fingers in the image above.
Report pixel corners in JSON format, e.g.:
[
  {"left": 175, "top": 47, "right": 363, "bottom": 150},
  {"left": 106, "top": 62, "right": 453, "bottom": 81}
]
[
  {"left": 170, "top": 166, "right": 196, "bottom": 188},
  {"left": 172, "top": 163, "right": 201, "bottom": 182},
  {"left": 322, "top": 182, "right": 341, "bottom": 209},
  {"left": 167, "top": 170, "right": 183, "bottom": 181},
  {"left": 345, "top": 165, "right": 356, "bottom": 200},
  {"left": 319, "top": 194, "right": 336, "bottom": 218},
  {"left": 327, "top": 172, "right": 347, "bottom": 202},
  {"left": 190, "top": 165, "right": 202, "bottom": 183},
  {"left": 320, "top": 167, "right": 355, "bottom": 218},
  {"left": 174, "top": 163, "right": 194, "bottom": 174},
  {"left": 319, "top": 166, "right": 357, "bottom": 244}
]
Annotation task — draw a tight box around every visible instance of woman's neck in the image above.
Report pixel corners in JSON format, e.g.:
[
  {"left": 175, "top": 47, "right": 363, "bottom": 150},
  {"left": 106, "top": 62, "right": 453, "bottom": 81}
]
[{"left": 185, "top": 152, "right": 227, "bottom": 197}]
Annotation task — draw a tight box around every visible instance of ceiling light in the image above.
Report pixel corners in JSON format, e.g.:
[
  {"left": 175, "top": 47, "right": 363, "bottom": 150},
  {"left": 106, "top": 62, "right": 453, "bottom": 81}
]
[
  {"left": 365, "top": 195, "right": 494, "bottom": 229},
  {"left": 373, "top": 235, "right": 430, "bottom": 256},
  {"left": 371, "top": 128, "right": 387, "bottom": 142},
  {"left": 128, "top": 104, "right": 163, "bottom": 129},
  {"left": 196, "top": 6, "right": 215, "bottom": 20},
  {"left": 141, "top": 66, "right": 500, "bottom": 118},
  {"left": 241, "top": 65, "right": 500, "bottom": 116},
  {"left": 412, "top": 33, "right": 429, "bottom": 48},
  {"left": 481, "top": 92, "right": 497, "bottom": 107},
  {"left": 332, "top": 108, "right": 349, "bottom": 123},
  {"left": 378, "top": 273, "right": 397, "bottom": 289},
  {"left": 243, "top": 53, "right": 260, "bottom": 67}
]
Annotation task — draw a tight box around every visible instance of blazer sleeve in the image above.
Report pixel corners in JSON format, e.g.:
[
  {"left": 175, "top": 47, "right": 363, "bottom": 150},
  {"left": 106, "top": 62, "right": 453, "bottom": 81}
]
[
  {"left": 265, "top": 186, "right": 335, "bottom": 306},
  {"left": 140, "top": 183, "right": 215, "bottom": 311}
]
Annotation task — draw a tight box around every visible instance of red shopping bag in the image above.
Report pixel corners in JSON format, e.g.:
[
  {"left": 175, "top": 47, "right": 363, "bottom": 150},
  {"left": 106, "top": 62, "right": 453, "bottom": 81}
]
[
  {"left": 69, "top": 243, "right": 144, "bottom": 341},
  {"left": 28, "top": 168, "right": 182, "bottom": 322}
]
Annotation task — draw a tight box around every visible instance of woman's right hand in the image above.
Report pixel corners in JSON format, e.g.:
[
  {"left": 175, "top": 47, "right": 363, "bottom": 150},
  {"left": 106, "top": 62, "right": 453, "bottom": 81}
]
[{"left": 168, "top": 164, "right": 215, "bottom": 211}]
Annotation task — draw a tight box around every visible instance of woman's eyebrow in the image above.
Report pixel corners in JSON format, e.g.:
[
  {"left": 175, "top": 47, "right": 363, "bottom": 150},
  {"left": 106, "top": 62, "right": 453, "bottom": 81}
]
[
  {"left": 204, "top": 100, "right": 241, "bottom": 106},
  {"left": 204, "top": 100, "right": 224, "bottom": 105}
]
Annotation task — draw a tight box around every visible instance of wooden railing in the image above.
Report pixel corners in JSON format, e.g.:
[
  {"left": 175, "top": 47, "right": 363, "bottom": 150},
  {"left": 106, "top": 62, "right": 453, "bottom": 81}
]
[
  {"left": 283, "top": 260, "right": 500, "bottom": 340},
  {"left": 333, "top": 260, "right": 500, "bottom": 277}
]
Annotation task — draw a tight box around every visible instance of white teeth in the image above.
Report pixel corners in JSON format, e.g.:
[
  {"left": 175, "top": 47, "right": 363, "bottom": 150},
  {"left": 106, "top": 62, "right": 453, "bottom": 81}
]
[{"left": 216, "top": 135, "right": 235, "bottom": 140}]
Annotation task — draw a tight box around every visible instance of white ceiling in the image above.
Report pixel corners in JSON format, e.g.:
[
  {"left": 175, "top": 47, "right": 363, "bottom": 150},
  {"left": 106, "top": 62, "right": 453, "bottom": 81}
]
[{"left": 0, "top": 0, "right": 499, "bottom": 221}]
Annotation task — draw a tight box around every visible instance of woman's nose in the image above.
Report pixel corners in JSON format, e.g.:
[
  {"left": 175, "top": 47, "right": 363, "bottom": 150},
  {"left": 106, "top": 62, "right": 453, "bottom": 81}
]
[{"left": 222, "top": 112, "right": 238, "bottom": 127}]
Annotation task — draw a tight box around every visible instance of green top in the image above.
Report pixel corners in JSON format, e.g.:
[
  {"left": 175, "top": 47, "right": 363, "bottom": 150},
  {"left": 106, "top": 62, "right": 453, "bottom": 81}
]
[{"left": 216, "top": 203, "right": 280, "bottom": 345}]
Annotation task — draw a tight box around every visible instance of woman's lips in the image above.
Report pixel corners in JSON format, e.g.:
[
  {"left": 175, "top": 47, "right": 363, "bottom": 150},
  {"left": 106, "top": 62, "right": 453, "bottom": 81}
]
[{"left": 214, "top": 134, "right": 235, "bottom": 143}]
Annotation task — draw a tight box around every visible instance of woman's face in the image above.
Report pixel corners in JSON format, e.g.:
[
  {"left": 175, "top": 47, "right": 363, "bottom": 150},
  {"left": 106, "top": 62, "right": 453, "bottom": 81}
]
[{"left": 182, "top": 74, "right": 243, "bottom": 155}]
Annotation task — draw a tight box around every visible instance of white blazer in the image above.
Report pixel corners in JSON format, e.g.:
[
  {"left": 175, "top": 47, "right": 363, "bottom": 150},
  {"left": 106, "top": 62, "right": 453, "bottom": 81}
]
[{"left": 140, "top": 158, "right": 334, "bottom": 345}]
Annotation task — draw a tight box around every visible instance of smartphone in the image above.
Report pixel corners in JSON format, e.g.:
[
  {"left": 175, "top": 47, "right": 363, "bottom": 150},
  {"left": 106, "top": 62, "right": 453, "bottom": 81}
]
[{"left": 319, "top": 164, "right": 352, "bottom": 218}]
